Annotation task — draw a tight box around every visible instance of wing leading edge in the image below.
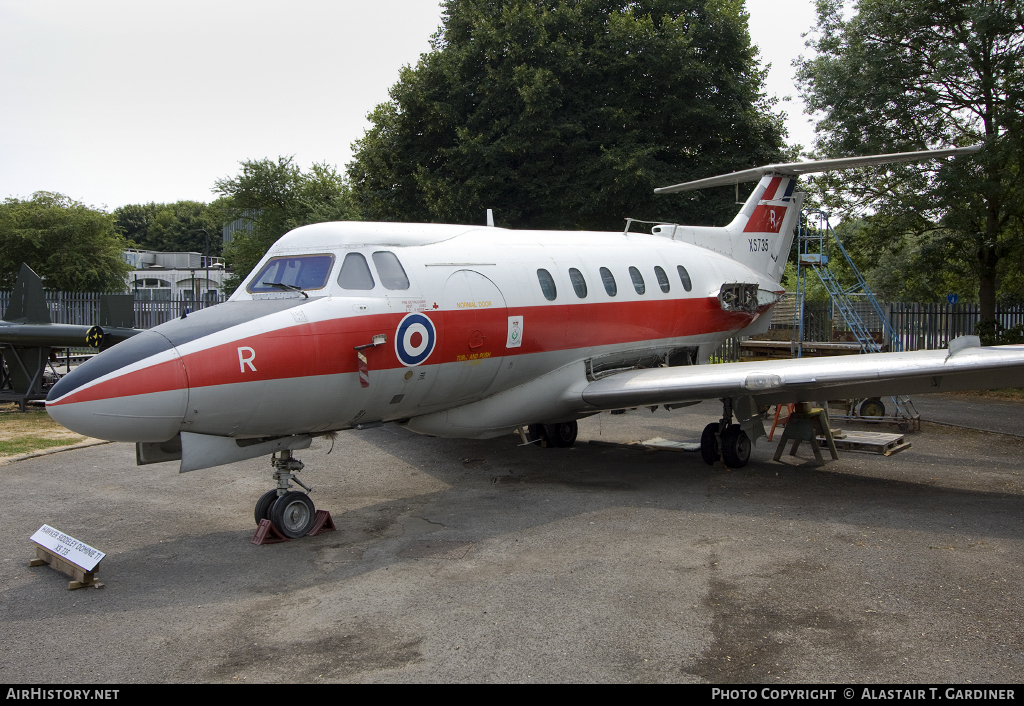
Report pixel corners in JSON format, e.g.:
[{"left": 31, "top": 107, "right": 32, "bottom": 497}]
[{"left": 581, "top": 338, "right": 1024, "bottom": 409}]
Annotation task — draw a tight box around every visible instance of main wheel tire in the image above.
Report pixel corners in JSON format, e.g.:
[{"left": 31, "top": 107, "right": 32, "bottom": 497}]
[
  {"left": 269, "top": 491, "right": 316, "bottom": 538},
  {"left": 254, "top": 489, "right": 279, "bottom": 526},
  {"left": 700, "top": 423, "right": 720, "bottom": 466},
  {"left": 721, "top": 424, "right": 751, "bottom": 468},
  {"left": 544, "top": 421, "right": 578, "bottom": 448},
  {"left": 859, "top": 398, "right": 886, "bottom": 418},
  {"left": 526, "top": 424, "right": 548, "bottom": 446}
]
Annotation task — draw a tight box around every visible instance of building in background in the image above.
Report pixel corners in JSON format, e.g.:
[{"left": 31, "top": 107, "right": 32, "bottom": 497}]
[
  {"left": 124, "top": 249, "right": 226, "bottom": 302},
  {"left": 221, "top": 210, "right": 258, "bottom": 246}
]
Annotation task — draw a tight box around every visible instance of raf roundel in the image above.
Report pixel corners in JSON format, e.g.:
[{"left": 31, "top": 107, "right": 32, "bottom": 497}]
[{"left": 395, "top": 313, "right": 437, "bottom": 367}]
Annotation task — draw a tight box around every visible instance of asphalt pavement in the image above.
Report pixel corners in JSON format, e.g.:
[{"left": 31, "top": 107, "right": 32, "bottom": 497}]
[
  {"left": 912, "top": 393, "right": 1024, "bottom": 437},
  {"left": 1, "top": 397, "right": 1022, "bottom": 683}
]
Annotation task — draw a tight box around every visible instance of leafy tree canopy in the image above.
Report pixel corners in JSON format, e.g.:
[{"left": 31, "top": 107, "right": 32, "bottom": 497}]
[
  {"left": 0, "top": 192, "right": 132, "bottom": 292},
  {"left": 348, "top": 0, "right": 787, "bottom": 231},
  {"left": 114, "top": 200, "right": 225, "bottom": 257},
  {"left": 214, "top": 157, "right": 358, "bottom": 292},
  {"left": 822, "top": 218, "right": 979, "bottom": 304},
  {"left": 797, "top": 0, "right": 1024, "bottom": 321}
]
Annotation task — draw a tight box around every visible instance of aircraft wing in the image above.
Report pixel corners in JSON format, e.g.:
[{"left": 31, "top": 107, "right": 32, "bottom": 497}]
[{"left": 581, "top": 338, "right": 1024, "bottom": 409}]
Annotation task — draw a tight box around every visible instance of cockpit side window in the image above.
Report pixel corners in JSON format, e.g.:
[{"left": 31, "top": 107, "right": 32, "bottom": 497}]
[
  {"left": 338, "top": 252, "right": 376, "bottom": 290},
  {"left": 247, "top": 254, "right": 335, "bottom": 293},
  {"left": 372, "top": 251, "right": 410, "bottom": 290}
]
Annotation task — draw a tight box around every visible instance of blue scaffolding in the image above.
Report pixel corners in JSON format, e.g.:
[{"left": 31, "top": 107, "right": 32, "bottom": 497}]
[{"left": 794, "top": 210, "right": 919, "bottom": 428}]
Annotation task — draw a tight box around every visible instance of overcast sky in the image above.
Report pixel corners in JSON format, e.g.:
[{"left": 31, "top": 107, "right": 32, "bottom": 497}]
[{"left": 0, "top": 0, "right": 823, "bottom": 211}]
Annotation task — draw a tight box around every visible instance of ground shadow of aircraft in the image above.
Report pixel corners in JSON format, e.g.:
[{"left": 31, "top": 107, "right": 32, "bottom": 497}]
[{"left": 1, "top": 263, "right": 140, "bottom": 410}]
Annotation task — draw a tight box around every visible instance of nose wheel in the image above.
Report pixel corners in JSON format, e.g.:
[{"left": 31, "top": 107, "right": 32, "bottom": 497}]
[
  {"left": 254, "top": 490, "right": 278, "bottom": 524},
  {"left": 255, "top": 450, "right": 317, "bottom": 538},
  {"left": 269, "top": 492, "right": 316, "bottom": 538}
]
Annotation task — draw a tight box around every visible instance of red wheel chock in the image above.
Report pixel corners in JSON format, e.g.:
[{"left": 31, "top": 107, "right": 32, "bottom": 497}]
[
  {"left": 251, "top": 511, "right": 335, "bottom": 545},
  {"left": 307, "top": 510, "right": 336, "bottom": 536},
  {"left": 251, "top": 519, "right": 290, "bottom": 545}
]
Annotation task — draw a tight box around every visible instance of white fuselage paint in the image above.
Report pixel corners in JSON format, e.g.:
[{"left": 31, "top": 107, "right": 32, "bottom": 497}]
[
  {"left": 47, "top": 179, "right": 796, "bottom": 445},
  {"left": 184, "top": 226, "right": 780, "bottom": 439}
]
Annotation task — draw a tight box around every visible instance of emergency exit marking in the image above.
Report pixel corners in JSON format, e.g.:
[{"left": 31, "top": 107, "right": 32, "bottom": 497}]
[{"left": 30, "top": 525, "right": 105, "bottom": 572}]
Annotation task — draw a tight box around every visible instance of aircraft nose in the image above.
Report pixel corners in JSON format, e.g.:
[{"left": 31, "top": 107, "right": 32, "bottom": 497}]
[{"left": 46, "top": 330, "right": 189, "bottom": 442}]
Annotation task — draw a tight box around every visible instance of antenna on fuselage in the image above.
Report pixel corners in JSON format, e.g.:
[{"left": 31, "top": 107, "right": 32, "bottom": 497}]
[{"left": 486, "top": 209, "right": 495, "bottom": 227}]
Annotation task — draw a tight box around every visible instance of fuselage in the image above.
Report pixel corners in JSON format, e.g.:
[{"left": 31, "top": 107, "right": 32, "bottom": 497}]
[{"left": 46, "top": 221, "right": 782, "bottom": 443}]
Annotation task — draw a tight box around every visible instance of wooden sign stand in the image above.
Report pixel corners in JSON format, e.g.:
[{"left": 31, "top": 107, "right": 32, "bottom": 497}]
[{"left": 29, "top": 545, "right": 104, "bottom": 590}]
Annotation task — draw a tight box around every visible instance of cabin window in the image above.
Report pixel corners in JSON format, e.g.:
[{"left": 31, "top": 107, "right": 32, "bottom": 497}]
[
  {"left": 248, "top": 254, "right": 335, "bottom": 294},
  {"left": 569, "top": 268, "right": 588, "bottom": 298},
  {"left": 654, "top": 266, "right": 670, "bottom": 293},
  {"left": 677, "top": 265, "right": 692, "bottom": 292},
  {"left": 338, "top": 252, "right": 375, "bottom": 290},
  {"left": 372, "top": 251, "right": 410, "bottom": 290},
  {"left": 537, "top": 269, "right": 557, "bottom": 301},
  {"left": 600, "top": 267, "right": 617, "bottom": 297},
  {"left": 629, "top": 266, "right": 645, "bottom": 295}
]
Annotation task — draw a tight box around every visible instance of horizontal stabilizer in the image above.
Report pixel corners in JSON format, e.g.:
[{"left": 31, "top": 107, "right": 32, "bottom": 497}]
[{"left": 654, "top": 145, "right": 982, "bottom": 194}]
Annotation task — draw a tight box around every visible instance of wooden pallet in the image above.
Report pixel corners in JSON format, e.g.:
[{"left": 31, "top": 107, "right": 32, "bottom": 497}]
[{"left": 819, "top": 430, "right": 911, "bottom": 456}]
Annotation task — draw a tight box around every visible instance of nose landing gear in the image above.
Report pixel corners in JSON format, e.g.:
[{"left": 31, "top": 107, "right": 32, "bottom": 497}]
[{"left": 254, "top": 450, "right": 316, "bottom": 539}]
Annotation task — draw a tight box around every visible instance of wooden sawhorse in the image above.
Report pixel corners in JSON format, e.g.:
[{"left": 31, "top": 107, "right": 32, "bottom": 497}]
[{"left": 773, "top": 403, "right": 840, "bottom": 466}]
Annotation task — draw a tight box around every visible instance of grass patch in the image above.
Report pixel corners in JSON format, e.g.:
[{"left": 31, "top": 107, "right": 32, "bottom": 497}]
[
  {"left": 0, "top": 404, "right": 86, "bottom": 457},
  {"left": 0, "top": 436, "right": 81, "bottom": 456}
]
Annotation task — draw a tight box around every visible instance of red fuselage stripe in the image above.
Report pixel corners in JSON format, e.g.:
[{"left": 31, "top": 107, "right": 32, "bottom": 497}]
[{"left": 53, "top": 297, "right": 760, "bottom": 405}]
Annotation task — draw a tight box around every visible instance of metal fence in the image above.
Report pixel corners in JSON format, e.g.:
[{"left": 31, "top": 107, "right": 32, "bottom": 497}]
[
  {"left": 714, "top": 300, "right": 1024, "bottom": 362},
  {"left": 0, "top": 291, "right": 229, "bottom": 330},
  {"left": 889, "top": 303, "right": 1024, "bottom": 351}
]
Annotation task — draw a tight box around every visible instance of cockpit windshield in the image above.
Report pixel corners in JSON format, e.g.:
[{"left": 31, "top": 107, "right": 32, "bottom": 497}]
[{"left": 247, "top": 254, "right": 335, "bottom": 294}]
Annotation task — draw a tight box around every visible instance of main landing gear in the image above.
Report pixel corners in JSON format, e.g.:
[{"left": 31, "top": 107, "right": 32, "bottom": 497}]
[
  {"left": 700, "top": 398, "right": 754, "bottom": 468},
  {"left": 255, "top": 449, "right": 316, "bottom": 538},
  {"left": 525, "top": 421, "right": 578, "bottom": 448}
]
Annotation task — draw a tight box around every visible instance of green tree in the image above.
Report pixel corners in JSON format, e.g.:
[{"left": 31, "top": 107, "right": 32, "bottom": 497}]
[
  {"left": 0, "top": 192, "right": 132, "bottom": 291},
  {"left": 797, "top": 0, "right": 1024, "bottom": 323},
  {"left": 114, "top": 201, "right": 224, "bottom": 257},
  {"left": 348, "top": 0, "right": 786, "bottom": 230},
  {"left": 214, "top": 157, "right": 358, "bottom": 292}
]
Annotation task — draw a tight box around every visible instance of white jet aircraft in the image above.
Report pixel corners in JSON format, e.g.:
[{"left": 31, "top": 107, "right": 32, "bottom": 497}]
[{"left": 46, "top": 144, "right": 1024, "bottom": 537}]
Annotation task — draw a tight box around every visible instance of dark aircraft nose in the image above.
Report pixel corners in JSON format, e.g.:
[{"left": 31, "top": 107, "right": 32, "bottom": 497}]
[{"left": 46, "top": 330, "right": 189, "bottom": 442}]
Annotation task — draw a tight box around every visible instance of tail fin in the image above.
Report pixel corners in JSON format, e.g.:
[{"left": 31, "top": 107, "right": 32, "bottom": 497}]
[
  {"left": 723, "top": 174, "right": 804, "bottom": 282},
  {"left": 653, "top": 145, "right": 982, "bottom": 284},
  {"left": 3, "top": 263, "right": 50, "bottom": 324}
]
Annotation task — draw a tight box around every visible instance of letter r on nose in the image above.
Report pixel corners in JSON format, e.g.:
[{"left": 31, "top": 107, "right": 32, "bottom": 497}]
[{"left": 238, "top": 347, "right": 256, "bottom": 373}]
